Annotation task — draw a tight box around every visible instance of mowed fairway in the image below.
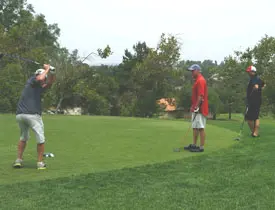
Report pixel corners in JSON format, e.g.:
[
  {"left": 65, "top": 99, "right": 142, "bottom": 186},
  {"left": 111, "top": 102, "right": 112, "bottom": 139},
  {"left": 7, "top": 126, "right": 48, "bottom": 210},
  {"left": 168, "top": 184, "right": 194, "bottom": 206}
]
[
  {"left": 0, "top": 114, "right": 236, "bottom": 184},
  {"left": 1, "top": 114, "right": 275, "bottom": 209}
]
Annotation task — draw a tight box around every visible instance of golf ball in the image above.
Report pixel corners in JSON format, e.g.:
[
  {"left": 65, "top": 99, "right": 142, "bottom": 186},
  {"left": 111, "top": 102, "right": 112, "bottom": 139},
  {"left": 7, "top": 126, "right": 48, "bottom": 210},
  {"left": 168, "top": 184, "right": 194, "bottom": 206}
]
[{"left": 43, "top": 153, "right": 55, "bottom": 157}]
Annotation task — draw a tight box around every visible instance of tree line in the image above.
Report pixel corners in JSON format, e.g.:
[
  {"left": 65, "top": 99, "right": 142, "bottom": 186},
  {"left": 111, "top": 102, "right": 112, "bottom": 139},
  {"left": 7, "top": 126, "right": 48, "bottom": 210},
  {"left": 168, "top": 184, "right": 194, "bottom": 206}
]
[{"left": 1, "top": 0, "right": 275, "bottom": 119}]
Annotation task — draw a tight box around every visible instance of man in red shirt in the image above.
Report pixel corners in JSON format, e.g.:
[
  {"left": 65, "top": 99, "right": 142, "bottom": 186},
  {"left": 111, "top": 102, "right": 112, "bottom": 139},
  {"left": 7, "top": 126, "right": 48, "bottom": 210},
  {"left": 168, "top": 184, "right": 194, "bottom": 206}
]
[{"left": 184, "top": 64, "right": 208, "bottom": 152}]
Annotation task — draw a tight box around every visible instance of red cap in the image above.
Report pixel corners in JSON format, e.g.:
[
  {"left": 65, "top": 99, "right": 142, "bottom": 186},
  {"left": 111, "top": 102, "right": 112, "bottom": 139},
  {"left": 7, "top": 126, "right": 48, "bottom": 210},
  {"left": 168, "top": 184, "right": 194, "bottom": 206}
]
[{"left": 246, "top": 65, "right": 256, "bottom": 72}]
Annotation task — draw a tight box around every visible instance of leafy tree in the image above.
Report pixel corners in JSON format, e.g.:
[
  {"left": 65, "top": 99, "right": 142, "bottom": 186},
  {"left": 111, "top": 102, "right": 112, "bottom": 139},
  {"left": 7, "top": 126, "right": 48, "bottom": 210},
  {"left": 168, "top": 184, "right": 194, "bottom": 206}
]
[
  {"left": 211, "top": 55, "right": 247, "bottom": 119},
  {"left": 245, "top": 35, "right": 275, "bottom": 115},
  {"left": 207, "top": 87, "right": 222, "bottom": 120},
  {"left": 0, "top": 0, "right": 34, "bottom": 32},
  {"left": 0, "top": 63, "right": 24, "bottom": 112}
]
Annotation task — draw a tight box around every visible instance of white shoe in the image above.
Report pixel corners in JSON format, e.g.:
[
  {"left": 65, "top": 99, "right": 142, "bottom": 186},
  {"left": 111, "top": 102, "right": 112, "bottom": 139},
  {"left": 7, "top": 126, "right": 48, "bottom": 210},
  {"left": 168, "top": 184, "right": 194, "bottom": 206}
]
[
  {"left": 13, "top": 159, "right": 23, "bottom": 168},
  {"left": 37, "top": 162, "right": 46, "bottom": 170}
]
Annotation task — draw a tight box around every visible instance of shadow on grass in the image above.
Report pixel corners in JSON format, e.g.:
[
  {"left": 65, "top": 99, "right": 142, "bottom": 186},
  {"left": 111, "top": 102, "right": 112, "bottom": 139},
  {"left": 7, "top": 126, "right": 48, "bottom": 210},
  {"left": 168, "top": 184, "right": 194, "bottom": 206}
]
[
  {"left": 210, "top": 118, "right": 239, "bottom": 122},
  {"left": 207, "top": 120, "right": 241, "bottom": 133},
  {"left": 19, "top": 160, "right": 37, "bottom": 169}
]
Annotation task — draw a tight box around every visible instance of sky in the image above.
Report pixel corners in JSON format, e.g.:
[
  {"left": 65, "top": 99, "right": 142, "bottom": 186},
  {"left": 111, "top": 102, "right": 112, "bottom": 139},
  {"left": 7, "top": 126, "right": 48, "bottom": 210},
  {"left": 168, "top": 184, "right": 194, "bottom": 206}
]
[{"left": 27, "top": 0, "right": 275, "bottom": 65}]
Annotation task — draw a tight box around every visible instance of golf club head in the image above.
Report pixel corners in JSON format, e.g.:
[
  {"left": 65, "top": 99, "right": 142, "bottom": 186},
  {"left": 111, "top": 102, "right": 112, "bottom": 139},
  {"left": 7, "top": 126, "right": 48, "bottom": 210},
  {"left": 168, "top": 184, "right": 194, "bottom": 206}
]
[
  {"left": 234, "top": 132, "right": 242, "bottom": 140},
  {"left": 173, "top": 147, "right": 183, "bottom": 152},
  {"left": 234, "top": 127, "right": 244, "bottom": 141},
  {"left": 234, "top": 137, "right": 241, "bottom": 141}
]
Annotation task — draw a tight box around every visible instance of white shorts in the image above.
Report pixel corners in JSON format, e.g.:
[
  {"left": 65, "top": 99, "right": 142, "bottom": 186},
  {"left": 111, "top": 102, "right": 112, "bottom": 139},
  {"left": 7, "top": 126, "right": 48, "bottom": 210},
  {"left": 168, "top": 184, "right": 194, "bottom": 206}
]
[
  {"left": 16, "top": 114, "right": 45, "bottom": 144},
  {"left": 191, "top": 113, "right": 207, "bottom": 129}
]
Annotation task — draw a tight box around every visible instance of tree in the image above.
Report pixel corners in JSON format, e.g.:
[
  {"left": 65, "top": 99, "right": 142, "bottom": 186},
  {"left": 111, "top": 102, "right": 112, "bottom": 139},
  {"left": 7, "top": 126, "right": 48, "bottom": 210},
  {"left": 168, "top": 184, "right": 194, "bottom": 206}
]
[
  {"left": 243, "top": 35, "right": 275, "bottom": 115},
  {"left": 212, "top": 55, "right": 247, "bottom": 119},
  {"left": 207, "top": 87, "right": 222, "bottom": 120},
  {"left": 0, "top": 0, "right": 34, "bottom": 32},
  {"left": 50, "top": 46, "right": 112, "bottom": 112},
  {"left": 129, "top": 33, "right": 182, "bottom": 117},
  {"left": 0, "top": 64, "right": 24, "bottom": 112}
]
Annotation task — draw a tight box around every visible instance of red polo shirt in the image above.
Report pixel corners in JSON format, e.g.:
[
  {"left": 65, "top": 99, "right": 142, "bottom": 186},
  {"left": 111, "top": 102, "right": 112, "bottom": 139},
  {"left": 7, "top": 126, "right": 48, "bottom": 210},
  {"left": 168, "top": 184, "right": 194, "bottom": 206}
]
[{"left": 191, "top": 74, "right": 208, "bottom": 117}]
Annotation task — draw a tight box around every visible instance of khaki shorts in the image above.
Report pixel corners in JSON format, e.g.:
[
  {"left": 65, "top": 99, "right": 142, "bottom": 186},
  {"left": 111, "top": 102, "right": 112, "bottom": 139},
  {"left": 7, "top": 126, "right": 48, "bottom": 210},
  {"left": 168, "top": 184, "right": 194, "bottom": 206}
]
[
  {"left": 16, "top": 114, "right": 45, "bottom": 144},
  {"left": 191, "top": 113, "right": 207, "bottom": 129}
]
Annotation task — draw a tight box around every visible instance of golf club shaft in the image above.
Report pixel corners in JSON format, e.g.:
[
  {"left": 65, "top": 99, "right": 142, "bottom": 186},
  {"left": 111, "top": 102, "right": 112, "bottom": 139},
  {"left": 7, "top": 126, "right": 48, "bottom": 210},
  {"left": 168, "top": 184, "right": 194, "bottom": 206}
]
[
  {"left": 235, "top": 88, "right": 256, "bottom": 140},
  {"left": 2, "top": 53, "right": 40, "bottom": 64},
  {"left": 181, "top": 101, "right": 202, "bottom": 142},
  {"left": 0, "top": 53, "right": 55, "bottom": 70}
]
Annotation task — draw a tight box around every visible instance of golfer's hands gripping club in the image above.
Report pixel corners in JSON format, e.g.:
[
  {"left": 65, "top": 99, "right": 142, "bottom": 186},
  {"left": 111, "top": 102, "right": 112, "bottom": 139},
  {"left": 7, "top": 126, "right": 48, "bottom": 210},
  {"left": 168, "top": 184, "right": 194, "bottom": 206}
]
[
  {"left": 194, "top": 106, "right": 200, "bottom": 113},
  {"left": 43, "top": 64, "right": 51, "bottom": 72},
  {"left": 49, "top": 66, "right": 56, "bottom": 74},
  {"left": 193, "top": 100, "right": 203, "bottom": 113},
  {"left": 43, "top": 64, "right": 56, "bottom": 74}
]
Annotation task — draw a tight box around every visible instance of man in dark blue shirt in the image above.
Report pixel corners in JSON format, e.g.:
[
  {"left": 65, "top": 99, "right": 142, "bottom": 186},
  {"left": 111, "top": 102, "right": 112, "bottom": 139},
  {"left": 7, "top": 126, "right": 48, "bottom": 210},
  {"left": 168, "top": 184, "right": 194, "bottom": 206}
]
[
  {"left": 245, "top": 65, "right": 265, "bottom": 137},
  {"left": 13, "top": 64, "right": 56, "bottom": 170}
]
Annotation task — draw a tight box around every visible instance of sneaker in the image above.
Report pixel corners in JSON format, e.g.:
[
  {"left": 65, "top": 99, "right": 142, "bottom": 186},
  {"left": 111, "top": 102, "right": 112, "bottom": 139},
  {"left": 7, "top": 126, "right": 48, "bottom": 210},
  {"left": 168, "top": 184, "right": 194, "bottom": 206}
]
[
  {"left": 37, "top": 162, "right": 46, "bottom": 170},
  {"left": 190, "top": 147, "right": 204, "bottom": 152},
  {"left": 13, "top": 159, "right": 23, "bottom": 168},
  {"left": 184, "top": 144, "right": 198, "bottom": 151}
]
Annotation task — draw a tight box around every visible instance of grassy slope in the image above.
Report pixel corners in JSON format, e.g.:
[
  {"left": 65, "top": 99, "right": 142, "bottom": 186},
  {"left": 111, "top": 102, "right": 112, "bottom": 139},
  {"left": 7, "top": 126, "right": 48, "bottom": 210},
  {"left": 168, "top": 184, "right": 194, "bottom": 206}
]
[{"left": 1, "top": 114, "right": 275, "bottom": 209}]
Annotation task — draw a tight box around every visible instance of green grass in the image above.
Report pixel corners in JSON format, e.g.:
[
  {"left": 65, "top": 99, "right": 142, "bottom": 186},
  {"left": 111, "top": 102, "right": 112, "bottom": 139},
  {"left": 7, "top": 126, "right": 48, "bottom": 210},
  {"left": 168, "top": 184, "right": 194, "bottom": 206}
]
[
  {"left": 0, "top": 114, "right": 274, "bottom": 209},
  {"left": 0, "top": 114, "right": 236, "bottom": 184}
]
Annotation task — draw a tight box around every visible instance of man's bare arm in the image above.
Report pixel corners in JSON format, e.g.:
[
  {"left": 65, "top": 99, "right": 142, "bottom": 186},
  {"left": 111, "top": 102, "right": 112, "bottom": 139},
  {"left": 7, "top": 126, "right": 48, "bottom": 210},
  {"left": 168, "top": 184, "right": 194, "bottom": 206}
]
[
  {"left": 42, "top": 73, "right": 56, "bottom": 88},
  {"left": 195, "top": 95, "right": 203, "bottom": 108},
  {"left": 36, "top": 64, "right": 50, "bottom": 81}
]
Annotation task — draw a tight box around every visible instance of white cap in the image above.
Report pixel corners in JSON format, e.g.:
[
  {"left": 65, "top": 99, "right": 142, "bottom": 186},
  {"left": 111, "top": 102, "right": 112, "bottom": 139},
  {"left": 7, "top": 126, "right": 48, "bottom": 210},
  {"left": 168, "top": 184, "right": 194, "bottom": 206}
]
[
  {"left": 49, "top": 66, "right": 55, "bottom": 70},
  {"left": 34, "top": 69, "right": 47, "bottom": 78}
]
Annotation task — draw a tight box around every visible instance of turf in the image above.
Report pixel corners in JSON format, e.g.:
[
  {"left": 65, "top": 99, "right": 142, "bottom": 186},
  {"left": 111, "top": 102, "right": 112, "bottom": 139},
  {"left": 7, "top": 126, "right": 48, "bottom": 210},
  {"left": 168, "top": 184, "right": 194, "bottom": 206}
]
[
  {"left": 0, "top": 114, "right": 236, "bottom": 184},
  {"left": 0, "top": 114, "right": 274, "bottom": 209}
]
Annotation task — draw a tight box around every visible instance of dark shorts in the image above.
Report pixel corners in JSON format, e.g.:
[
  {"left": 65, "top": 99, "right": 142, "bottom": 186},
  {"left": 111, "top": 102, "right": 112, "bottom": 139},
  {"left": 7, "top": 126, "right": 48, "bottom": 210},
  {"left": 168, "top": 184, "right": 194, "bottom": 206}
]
[{"left": 245, "top": 104, "right": 261, "bottom": 121}]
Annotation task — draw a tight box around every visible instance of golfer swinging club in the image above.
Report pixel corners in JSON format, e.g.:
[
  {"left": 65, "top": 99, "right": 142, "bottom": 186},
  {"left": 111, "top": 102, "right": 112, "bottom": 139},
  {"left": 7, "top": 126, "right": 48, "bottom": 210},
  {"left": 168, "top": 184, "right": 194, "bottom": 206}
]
[
  {"left": 13, "top": 64, "right": 56, "bottom": 169},
  {"left": 184, "top": 64, "right": 208, "bottom": 152},
  {"left": 245, "top": 65, "right": 265, "bottom": 137}
]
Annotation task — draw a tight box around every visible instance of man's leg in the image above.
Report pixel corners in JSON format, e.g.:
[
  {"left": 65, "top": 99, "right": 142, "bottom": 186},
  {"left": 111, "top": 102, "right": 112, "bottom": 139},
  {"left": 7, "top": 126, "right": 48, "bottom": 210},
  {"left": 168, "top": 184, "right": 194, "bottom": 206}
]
[
  {"left": 17, "top": 140, "right": 27, "bottom": 160},
  {"left": 253, "top": 119, "right": 260, "bottom": 136},
  {"left": 247, "top": 120, "right": 255, "bottom": 133},
  {"left": 13, "top": 114, "right": 30, "bottom": 168},
  {"left": 252, "top": 106, "right": 261, "bottom": 136},
  {"left": 246, "top": 105, "right": 260, "bottom": 136},
  {"left": 193, "top": 128, "right": 199, "bottom": 145},
  {"left": 199, "top": 128, "right": 205, "bottom": 149},
  {"left": 251, "top": 106, "right": 260, "bottom": 136},
  {"left": 191, "top": 114, "right": 206, "bottom": 152},
  {"left": 37, "top": 143, "right": 45, "bottom": 162},
  {"left": 247, "top": 105, "right": 260, "bottom": 137},
  {"left": 29, "top": 115, "right": 47, "bottom": 169},
  {"left": 13, "top": 140, "right": 27, "bottom": 168},
  {"left": 184, "top": 113, "right": 199, "bottom": 150}
]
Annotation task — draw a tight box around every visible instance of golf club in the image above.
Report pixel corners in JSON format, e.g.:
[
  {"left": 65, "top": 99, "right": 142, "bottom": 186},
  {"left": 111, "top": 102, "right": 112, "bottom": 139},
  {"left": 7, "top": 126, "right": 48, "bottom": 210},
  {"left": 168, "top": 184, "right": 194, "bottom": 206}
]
[
  {"left": 234, "top": 86, "right": 257, "bottom": 140},
  {"left": 234, "top": 105, "right": 248, "bottom": 141},
  {"left": 173, "top": 101, "right": 203, "bottom": 152},
  {"left": 0, "top": 52, "right": 55, "bottom": 70}
]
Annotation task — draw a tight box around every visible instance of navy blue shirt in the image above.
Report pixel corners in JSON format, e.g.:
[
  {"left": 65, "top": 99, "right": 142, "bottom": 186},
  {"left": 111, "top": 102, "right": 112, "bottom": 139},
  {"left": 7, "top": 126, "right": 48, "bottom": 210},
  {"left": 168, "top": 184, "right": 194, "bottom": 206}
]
[
  {"left": 246, "top": 75, "right": 265, "bottom": 106},
  {"left": 16, "top": 76, "right": 46, "bottom": 115}
]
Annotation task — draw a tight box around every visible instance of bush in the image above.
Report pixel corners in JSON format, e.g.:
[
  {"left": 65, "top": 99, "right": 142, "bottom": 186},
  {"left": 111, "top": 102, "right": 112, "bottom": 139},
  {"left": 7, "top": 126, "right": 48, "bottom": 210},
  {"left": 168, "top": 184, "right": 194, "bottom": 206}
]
[
  {"left": 87, "top": 94, "right": 110, "bottom": 116},
  {"left": 0, "top": 98, "right": 12, "bottom": 113}
]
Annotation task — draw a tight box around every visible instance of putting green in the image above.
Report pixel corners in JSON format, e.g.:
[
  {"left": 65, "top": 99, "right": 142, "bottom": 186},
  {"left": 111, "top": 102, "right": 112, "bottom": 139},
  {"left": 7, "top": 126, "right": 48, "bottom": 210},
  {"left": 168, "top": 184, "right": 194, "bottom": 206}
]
[{"left": 0, "top": 115, "right": 237, "bottom": 184}]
